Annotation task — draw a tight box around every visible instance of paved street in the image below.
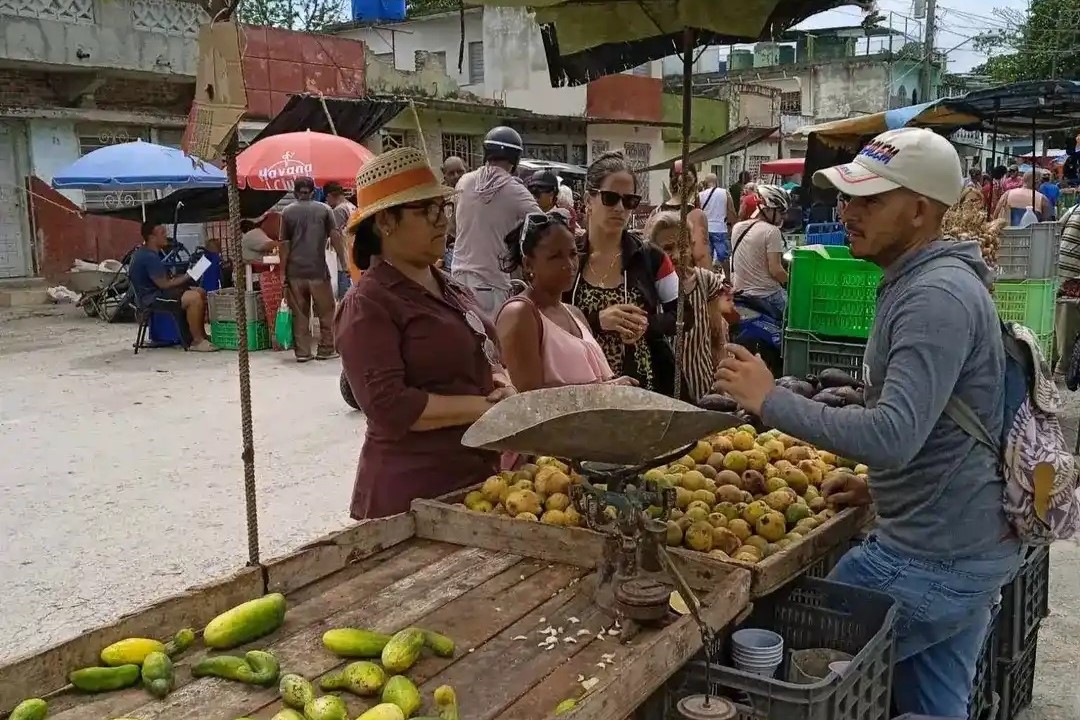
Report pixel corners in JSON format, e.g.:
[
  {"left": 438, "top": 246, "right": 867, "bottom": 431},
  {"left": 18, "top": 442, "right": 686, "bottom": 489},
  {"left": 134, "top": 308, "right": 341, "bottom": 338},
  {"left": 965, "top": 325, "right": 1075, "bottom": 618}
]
[{"left": 0, "top": 306, "right": 1078, "bottom": 718}]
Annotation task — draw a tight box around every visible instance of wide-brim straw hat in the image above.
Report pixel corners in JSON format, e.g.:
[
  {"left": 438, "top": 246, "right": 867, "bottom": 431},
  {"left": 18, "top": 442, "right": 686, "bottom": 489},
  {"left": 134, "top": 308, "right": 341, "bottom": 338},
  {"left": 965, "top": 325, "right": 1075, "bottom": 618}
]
[{"left": 346, "top": 147, "right": 454, "bottom": 232}]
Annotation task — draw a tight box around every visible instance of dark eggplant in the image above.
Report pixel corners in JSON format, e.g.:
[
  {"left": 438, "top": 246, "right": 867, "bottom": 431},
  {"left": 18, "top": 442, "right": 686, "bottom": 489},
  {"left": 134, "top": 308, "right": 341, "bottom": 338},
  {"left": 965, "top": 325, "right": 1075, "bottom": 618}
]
[
  {"left": 831, "top": 385, "right": 865, "bottom": 407},
  {"left": 818, "top": 368, "right": 859, "bottom": 389},
  {"left": 789, "top": 380, "right": 816, "bottom": 398},
  {"left": 776, "top": 375, "right": 802, "bottom": 387},
  {"left": 811, "top": 389, "right": 847, "bottom": 407},
  {"left": 698, "top": 394, "right": 739, "bottom": 412}
]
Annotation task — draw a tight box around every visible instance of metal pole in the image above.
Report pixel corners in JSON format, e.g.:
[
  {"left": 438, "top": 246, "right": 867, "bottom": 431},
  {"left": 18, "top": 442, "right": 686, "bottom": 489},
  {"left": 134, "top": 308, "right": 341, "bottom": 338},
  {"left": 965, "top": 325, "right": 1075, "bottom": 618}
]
[
  {"left": 989, "top": 103, "right": 999, "bottom": 221},
  {"left": 226, "top": 131, "right": 260, "bottom": 566},
  {"left": 674, "top": 26, "right": 694, "bottom": 402},
  {"left": 921, "top": 0, "right": 937, "bottom": 103}
]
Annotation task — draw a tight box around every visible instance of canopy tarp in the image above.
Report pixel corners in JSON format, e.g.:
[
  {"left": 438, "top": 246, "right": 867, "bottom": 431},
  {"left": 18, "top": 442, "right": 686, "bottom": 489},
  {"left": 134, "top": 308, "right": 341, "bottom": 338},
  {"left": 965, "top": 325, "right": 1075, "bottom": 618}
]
[
  {"left": 470, "top": 0, "right": 874, "bottom": 86},
  {"left": 760, "top": 157, "right": 805, "bottom": 175},
  {"left": 93, "top": 95, "right": 407, "bottom": 223},
  {"left": 646, "top": 125, "right": 778, "bottom": 172}
]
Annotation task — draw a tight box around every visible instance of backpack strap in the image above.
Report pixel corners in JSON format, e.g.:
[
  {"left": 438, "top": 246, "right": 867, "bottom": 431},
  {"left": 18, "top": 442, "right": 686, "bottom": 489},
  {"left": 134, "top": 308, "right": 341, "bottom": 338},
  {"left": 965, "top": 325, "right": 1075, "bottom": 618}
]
[{"left": 943, "top": 395, "right": 1000, "bottom": 453}]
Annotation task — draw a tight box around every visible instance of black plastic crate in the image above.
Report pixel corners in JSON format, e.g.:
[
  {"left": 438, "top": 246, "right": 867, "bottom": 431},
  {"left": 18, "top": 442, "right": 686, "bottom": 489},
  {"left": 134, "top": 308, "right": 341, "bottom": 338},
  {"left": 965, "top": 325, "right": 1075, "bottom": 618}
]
[
  {"left": 678, "top": 577, "right": 898, "bottom": 720},
  {"left": 968, "top": 608, "right": 999, "bottom": 720},
  {"left": 997, "top": 632, "right": 1038, "bottom": 720},
  {"left": 997, "top": 546, "right": 1050, "bottom": 663}
]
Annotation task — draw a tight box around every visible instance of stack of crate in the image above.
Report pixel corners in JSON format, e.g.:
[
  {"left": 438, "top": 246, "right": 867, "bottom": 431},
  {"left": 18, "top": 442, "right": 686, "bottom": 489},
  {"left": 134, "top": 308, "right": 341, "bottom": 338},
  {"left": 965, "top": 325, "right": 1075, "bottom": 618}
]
[
  {"left": 991, "top": 222, "right": 1060, "bottom": 359},
  {"left": 782, "top": 245, "right": 882, "bottom": 380},
  {"left": 207, "top": 289, "right": 270, "bottom": 351}
]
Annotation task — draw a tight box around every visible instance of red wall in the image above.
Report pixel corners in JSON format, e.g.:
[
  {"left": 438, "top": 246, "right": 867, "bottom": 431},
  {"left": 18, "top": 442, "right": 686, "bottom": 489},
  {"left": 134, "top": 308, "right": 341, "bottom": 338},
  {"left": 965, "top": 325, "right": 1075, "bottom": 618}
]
[
  {"left": 586, "top": 75, "right": 663, "bottom": 124},
  {"left": 241, "top": 25, "right": 366, "bottom": 120},
  {"left": 29, "top": 177, "right": 143, "bottom": 281}
]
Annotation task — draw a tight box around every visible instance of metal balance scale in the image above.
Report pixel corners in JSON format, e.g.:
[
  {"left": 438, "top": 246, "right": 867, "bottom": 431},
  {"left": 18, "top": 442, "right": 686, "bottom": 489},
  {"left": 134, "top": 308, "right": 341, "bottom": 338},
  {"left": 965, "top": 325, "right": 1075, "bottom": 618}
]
[{"left": 462, "top": 384, "right": 744, "bottom": 719}]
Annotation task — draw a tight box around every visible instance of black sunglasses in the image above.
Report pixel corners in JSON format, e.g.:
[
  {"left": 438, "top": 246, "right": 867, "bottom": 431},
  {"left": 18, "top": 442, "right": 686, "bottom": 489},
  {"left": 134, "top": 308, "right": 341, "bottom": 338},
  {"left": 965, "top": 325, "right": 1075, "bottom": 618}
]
[
  {"left": 518, "top": 211, "right": 569, "bottom": 252},
  {"left": 589, "top": 189, "right": 642, "bottom": 210},
  {"left": 400, "top": 199, "right": 453, "bottom": 224}
]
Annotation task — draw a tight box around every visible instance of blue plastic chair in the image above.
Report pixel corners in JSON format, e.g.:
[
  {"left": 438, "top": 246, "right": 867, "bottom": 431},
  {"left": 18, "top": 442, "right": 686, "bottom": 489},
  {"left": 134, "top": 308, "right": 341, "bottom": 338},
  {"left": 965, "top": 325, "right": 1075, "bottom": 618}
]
[{"left": 805, "top": 222, "right": 847, "bottom": 246}]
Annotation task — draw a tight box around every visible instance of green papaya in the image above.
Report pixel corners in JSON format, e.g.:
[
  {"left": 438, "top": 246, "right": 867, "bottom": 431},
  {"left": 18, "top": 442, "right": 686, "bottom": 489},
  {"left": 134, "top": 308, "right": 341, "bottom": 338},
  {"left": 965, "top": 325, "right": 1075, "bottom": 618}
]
[
  {"left": 192, "top": 650, "right": 279, "bottom": 686},
  {"left": 203, "top": 593, "right": 286, "bottom": 649},
  {"left": 164, "top": 628, "right": 195, "bottom": 657},
  {"left": 380, "top": 628, "right": 425, "bottom": 673},
  {"left": 303, "top": 695, "right": 349, "bottom": 720},
  {"left": 356, "top": 705, "right": 406, "bottom": 720},
  {"left": 270, "top": 711, "right": 306, "bottom": 720},
  {"left": 319, "top": 660, "right": 386, "bottom": 696},
  {"left": 279, "top": 673, "right": 316, "bottom": 709},
  {"left": 382, "top": 675, "right": 422, "bottom": 718},
  {"left": 417, "top": 629, "right": 455, "bottom": 658},
  {"left": 141, "top": 651, "right": 175, "bottom": 698},
  {"left": 70, "top": 664, "right": 141, "bottom": 693},
  {"left": 321, "top": 627, "right": 392, "bottom": 658},
  {"left": 9, "top": 698, "right": 47, "bottom": 720}
]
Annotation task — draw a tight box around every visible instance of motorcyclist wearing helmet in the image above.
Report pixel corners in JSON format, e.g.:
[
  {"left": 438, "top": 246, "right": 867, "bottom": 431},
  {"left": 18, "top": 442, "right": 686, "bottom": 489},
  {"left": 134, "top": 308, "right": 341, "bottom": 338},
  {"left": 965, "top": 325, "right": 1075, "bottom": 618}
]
[
  {"left": 729, "top": 184, "right": 790, "bottom": 320},
  {"left": 452, "top": 125, "right": 541, "bottom": 318}
]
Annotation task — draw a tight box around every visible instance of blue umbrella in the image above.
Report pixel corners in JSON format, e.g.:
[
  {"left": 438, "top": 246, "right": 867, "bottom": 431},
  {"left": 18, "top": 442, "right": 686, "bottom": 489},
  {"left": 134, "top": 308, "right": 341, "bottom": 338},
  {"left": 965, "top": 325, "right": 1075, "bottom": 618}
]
[{"left": 52, "top": 139, "right": 226, "bottom": 190}]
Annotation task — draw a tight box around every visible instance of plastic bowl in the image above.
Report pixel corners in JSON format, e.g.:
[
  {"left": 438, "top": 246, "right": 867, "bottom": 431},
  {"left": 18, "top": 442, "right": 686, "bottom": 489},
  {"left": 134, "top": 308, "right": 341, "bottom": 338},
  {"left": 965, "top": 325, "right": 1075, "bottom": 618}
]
[
  {"left": 732, "top": 628, "right": 784, "bottom": 651},
  {"left": 733, "top": 648, "right": 784, "bottom": 663},
  {"left": 734, "top": 660, "right": 781, "bottom": 678}
]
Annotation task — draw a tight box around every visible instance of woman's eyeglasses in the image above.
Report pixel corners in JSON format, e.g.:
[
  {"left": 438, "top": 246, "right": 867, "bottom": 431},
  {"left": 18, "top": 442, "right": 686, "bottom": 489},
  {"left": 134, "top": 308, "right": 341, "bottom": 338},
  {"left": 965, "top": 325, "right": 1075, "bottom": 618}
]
[
  {"left": 463, "top": 309, "right": 500, "bottom": 367},
  {"left": 589, "top": 189, "right": 642, "bottom": 210},
  {"left": 400, "top": 199, "right": 453, "bottom": 225}
]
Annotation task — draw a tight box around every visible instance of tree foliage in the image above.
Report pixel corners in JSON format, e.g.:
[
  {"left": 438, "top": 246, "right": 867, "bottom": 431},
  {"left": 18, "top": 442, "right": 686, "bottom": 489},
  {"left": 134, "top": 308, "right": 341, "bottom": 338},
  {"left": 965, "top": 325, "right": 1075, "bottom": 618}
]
[
  {"left": 406, "top": 0, "right": 461, "bottom": 17},
  {"left": 237, "top": 0, "right": 347, "bottom": 31},
  {"left": 972, "top": 0, "right": 1080, "bottom": 83}
]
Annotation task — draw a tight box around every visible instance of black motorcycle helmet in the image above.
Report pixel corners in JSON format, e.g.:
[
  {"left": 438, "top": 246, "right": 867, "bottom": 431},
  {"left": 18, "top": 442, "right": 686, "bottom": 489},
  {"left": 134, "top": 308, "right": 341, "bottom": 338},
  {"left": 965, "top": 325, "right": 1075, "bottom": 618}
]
[{"left": 483, "top": 126, "right": 524, "bottom": 169}]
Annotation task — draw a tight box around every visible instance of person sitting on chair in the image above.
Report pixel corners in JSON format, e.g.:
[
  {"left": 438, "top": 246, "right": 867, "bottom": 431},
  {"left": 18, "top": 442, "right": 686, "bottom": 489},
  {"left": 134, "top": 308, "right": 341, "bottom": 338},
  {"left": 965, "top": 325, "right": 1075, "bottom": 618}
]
[{"left": 128, "top": 221, "right": 217, "bottom": 352}]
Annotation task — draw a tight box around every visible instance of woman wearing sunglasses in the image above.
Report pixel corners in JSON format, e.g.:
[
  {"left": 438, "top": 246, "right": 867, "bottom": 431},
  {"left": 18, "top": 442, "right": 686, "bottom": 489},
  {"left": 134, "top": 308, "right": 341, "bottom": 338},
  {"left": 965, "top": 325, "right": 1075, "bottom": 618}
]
[
  {"left": 568, "top": 151, "right": 683, "bottom": 396},
  {"left": 336, "top": 148, "right": 515, "bottom": 520},
  {"left": 496, "top": 211, "right": 636, "bottom": 391}
]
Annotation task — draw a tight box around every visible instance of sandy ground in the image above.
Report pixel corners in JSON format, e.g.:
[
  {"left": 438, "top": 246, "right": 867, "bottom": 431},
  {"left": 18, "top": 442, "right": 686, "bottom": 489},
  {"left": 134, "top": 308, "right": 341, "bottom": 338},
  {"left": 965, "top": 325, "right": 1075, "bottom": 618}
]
[{"left": 0, "top": 306, "right": 1077, "bottom": 718}]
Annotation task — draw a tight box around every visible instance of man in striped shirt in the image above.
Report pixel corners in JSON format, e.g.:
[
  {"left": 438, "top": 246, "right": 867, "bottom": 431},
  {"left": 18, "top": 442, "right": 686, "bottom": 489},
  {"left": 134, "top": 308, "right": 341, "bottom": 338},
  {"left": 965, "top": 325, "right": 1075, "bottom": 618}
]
[{"left": 1055, "top": 208, "right": 1080, "bottom": 372}]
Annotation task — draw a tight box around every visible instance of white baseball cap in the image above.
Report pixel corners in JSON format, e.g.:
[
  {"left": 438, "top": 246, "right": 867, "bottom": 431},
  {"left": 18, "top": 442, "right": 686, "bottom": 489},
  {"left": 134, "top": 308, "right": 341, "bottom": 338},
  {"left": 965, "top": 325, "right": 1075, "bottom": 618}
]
[{"left": 813, "top": 127, "right": 963, "bottom": 207}]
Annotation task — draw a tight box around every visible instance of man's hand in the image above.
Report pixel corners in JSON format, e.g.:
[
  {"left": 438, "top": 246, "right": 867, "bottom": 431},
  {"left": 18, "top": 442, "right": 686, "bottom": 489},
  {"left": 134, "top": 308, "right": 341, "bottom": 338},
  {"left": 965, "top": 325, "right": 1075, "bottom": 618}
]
[
  {"left": 821, "top": 472, "right": 871, "bottom": 508},
  {"left": 714, "top": 343, "right": 776, "bottom": 416},
  {"left": 486, "top": 385, "right": 516, "bottom": 403}
]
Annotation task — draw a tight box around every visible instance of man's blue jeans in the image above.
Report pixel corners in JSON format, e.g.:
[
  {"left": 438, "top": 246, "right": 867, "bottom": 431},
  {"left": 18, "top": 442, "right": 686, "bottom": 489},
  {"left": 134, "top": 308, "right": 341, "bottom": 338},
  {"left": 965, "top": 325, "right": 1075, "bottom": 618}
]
[
  {"left": 760, "top": 288, "right": 787, "bottom": 321},
  {"left": 336, "top": 271, "right": 351, "bottom": 300},
  {"left": 829, "top": 534, "right": 1021, "bottom": 717},
  {"left": 709, "top": 231, "right": 729, "bottom": 263}
]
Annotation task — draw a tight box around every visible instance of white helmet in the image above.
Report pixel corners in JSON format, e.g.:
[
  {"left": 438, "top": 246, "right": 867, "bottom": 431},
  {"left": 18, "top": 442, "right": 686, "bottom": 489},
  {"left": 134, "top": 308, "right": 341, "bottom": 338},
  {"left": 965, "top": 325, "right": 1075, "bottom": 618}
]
[{"left": 755, "top": 184, "right": 790, "bottom": 212}]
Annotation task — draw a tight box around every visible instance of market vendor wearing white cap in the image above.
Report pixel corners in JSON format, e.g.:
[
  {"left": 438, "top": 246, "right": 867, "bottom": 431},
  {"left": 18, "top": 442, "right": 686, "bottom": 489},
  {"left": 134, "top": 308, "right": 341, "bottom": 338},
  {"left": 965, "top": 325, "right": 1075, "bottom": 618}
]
[{"left": 714, "top": 127, "right": 1023, "bottom": 717}]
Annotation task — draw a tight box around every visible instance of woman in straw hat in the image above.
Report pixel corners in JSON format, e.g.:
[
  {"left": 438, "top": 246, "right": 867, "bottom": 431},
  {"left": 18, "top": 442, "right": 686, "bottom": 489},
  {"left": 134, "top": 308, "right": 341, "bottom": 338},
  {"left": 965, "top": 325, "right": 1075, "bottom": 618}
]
[{"left": 336, "top": 148, "right": 516, "bottom": 519}]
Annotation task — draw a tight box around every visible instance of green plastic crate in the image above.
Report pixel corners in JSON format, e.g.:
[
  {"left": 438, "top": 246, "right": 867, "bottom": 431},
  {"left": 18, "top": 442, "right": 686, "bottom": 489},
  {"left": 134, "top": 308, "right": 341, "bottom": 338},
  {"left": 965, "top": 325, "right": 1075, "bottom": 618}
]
[
  {"left": 786, "top": 245, "right": 883, "bottom": 340},
  {"left": 210, "top": 320, "right": 270, "bottom": 351},
  {"left": 991, "top": 280, "right": 1056, "bottom": 335},
  {"left": 782, "top": 329, "right": 868, "bottom": 381}
]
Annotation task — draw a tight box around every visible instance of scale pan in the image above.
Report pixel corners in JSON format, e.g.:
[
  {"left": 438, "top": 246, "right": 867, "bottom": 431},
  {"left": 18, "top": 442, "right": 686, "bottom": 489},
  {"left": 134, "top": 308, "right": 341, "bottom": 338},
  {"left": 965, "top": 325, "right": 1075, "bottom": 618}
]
[{"left": 461, "top": 385, "right": 743, "bottom": 465}]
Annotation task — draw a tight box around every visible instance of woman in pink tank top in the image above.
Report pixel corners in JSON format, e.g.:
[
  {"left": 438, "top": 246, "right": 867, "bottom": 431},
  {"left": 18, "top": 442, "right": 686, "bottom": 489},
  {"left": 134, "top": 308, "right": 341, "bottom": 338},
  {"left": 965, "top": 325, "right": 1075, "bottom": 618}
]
[{"left": 495, "top": 212, "right": 637, "bottom": 391}]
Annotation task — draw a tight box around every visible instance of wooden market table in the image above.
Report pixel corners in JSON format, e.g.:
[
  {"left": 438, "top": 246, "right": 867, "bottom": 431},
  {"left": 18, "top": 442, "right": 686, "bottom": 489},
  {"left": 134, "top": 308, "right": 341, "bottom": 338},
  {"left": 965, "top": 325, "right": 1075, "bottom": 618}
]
[{"left": 0, "top": 508, "right": 752, "bottom": 720}]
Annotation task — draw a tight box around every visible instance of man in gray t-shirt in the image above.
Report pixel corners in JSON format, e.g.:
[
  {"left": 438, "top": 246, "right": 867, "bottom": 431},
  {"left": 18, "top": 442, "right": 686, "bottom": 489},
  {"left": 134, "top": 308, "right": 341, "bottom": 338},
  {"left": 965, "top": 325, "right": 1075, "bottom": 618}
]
[{"left": 280, "top": 176, "right": 343, "bottom": 362}]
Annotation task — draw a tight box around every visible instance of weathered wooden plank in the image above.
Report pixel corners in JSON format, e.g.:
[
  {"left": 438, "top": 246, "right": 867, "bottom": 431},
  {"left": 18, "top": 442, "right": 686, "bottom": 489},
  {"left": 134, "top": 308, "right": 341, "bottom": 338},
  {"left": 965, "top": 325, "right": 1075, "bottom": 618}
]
[
  {"left": 251, "top": 560, "right": 590, "bottom": 720},
  {"left": 415, "top": 582, "right": 608, "bottom": 720},
  {"left": 412, "top": 499, "right": 743, "bottom": 592},
  {"left": 112, "top": 547, "right": 523, "bottom": 720},
  {"left": 512, "top": 570, "right": 751, "bottom": 720},
  {"left": 0, "top": 566, "right": 264, "bottom": 715},
  {"left": 415, "top": 497, "right": 870, "bottom": 598},
  {"left": 264, "top": 513, "right": 416, "bottom": 595},
  {"left": 48, "top": 540, "right": 455, "bottom": 720}
]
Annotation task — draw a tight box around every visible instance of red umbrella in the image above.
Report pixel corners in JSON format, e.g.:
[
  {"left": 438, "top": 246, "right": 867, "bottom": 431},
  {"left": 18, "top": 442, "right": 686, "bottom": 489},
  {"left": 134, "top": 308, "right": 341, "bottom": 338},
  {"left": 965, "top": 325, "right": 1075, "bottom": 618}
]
[
  {"left": 236, "top": 130, "right": 375, "bottom": 191},
  {"left": 760, "top": 158, "right": 805, "bottom": 176}
]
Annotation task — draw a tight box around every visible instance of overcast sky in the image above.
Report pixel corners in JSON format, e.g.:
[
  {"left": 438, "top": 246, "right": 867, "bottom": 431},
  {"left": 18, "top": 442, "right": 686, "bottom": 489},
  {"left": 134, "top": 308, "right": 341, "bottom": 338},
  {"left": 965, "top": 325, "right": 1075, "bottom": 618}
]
[{"left": 794, "top": 0, "right": 1031, "bottom": 72}]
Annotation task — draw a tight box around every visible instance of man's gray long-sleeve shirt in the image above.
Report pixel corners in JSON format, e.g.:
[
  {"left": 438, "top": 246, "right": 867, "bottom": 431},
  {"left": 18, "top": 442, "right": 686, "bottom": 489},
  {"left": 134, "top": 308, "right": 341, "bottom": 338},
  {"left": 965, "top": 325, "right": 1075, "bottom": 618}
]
[{"left": 762, "top": 240, "right": 1017, "bottom": 559}]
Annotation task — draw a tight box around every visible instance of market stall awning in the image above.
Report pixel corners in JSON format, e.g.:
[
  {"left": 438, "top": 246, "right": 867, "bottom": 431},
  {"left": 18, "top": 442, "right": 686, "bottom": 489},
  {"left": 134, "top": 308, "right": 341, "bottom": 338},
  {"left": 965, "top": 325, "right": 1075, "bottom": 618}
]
[
  {"left": 943, "top": 80, "right": 1080, "bottom": 134},
  {"left": 645, "top": 125, "right": 778, "bottom": 172},
  {"left": 470, "top": 0, "right": 873, "bottom": 86},
  {"left": 92, "top": 95, "right": 407, "bottom": 223},
  {"left": 760, "top": 157, "right": 805, "bottom": 175}
]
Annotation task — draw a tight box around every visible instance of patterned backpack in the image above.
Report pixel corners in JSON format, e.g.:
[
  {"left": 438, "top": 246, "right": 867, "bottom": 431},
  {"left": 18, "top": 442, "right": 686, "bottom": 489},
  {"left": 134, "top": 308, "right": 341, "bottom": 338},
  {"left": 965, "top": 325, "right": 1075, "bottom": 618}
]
[{"left": 944, "top": 321, "right": 1080, "bottom": 544}]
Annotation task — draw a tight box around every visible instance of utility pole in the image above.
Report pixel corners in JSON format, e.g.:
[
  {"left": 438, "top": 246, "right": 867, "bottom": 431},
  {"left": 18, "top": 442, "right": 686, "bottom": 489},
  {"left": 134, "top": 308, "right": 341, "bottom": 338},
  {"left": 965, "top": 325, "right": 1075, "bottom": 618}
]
[{"left": 920, "top": 0, "right": 937, "bottom": 103}]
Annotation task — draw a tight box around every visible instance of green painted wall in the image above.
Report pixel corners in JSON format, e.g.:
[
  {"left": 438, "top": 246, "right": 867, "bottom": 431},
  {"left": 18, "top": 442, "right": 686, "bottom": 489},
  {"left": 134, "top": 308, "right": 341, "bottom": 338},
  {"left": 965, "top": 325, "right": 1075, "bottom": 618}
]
[{"left": 661, "top": 94, "right": 729, "bottom": 144}]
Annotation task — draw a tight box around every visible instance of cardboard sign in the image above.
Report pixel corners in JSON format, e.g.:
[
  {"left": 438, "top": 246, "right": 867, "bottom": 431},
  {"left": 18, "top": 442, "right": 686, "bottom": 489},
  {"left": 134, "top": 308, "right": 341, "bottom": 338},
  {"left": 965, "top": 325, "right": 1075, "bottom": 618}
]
[{"left": 183, "top": 21, "right": 247, "bottom": 161}]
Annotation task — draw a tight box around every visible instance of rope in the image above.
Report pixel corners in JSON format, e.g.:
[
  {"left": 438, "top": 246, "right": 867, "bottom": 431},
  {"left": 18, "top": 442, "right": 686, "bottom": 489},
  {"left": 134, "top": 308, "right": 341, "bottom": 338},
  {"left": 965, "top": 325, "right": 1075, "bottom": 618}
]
[
  {"left": 408, "top": 100, "right": 429, "bottom": 159},
  {"left": 226, "top": 132, "right": 261, "bottom": 566}
]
